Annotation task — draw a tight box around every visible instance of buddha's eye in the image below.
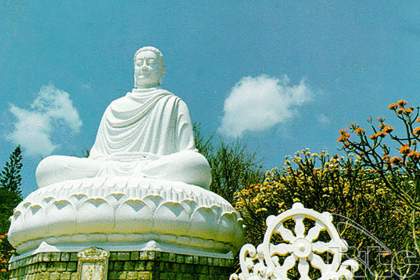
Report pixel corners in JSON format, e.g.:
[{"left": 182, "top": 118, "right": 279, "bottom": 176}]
[
  {"left": 147, "top": 58, "right": 156, "bottom": 64},
  {"left": 136, "top": 59, "right": 144, "bottom": 65}
]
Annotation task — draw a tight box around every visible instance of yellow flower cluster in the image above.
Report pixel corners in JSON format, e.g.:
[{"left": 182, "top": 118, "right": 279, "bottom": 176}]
[
  {"left": 369, "top": 124, "right": 394, "bottom": 140},
  {"left": 397, "top": 144, "right": 420, "bottom": 160},
  {"left": 337, "top": 129, "right": 350, "bottom": 143},
  {"left": 388, "top": 100, "right": 414, "bottom": 115}
]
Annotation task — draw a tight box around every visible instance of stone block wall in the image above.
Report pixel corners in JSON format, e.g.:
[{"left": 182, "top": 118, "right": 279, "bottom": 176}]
[
  {"left": 9, "top": 251, "right": 234, "bottom": 280},
  {"left": 8, "top": 252, "right": 78, "bottom": 280}
]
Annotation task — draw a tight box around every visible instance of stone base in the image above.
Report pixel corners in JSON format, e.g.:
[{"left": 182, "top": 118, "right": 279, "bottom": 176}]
[{"left": 8, "top": 250, "right": 234, "bottom": 280}]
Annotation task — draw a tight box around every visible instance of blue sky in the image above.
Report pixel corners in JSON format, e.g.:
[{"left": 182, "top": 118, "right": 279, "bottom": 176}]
[{"left": 0, "top": 1, "right": 419, "bottom": 196}]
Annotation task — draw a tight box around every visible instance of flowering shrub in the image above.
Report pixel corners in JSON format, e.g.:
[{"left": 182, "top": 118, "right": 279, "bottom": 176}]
[
  {"left": 338, "top": 100, "right": 419, "bottom": 212},
  {"left": 234, "top": 150, "right": 416, "bottom": 276},
  {"left": 234, "top": 100, "right": 419, "bottom": 278},
  {"left": 235, "top": 150, "right": 409, "bottom": 240},
  {"left": 234, "top": 150, "right": 415, "bottom": 278}
]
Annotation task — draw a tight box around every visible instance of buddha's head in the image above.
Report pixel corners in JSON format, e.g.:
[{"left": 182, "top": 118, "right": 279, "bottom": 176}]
[{"left": 134, "top": 46, "right": 165, "bottom": 89}]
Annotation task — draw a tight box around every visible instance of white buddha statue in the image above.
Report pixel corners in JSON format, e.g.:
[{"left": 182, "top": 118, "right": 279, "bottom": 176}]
[
  {"left": 35, "top": 46, "right": 212, "bottom": 189},
  {"left": 9, "top": 47, "right": 243, "bottom": 257}
]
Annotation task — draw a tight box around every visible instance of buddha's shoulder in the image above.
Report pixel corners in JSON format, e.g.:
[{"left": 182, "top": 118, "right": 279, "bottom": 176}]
[
  {"left": 108, "top": 90, "right": 183, "bottom": 107},
  {"left": 158, "top": 89, "right": 181, "bottom": 99},
  {"left": 107, "top": 95, "right": 129, "bottom": 108}
]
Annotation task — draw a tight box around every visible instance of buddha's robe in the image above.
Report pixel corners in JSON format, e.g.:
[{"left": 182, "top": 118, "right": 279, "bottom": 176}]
[{"left": 36, "top": 88, "right": 212, "bottom": 188}]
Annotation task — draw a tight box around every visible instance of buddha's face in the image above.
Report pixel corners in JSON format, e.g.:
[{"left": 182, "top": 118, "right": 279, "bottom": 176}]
[{"left": 134, "top": 50, "right": 163, "bottom": 88}]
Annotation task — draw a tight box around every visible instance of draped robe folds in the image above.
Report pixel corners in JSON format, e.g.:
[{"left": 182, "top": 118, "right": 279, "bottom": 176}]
[
  {"left": 91, "top": 88, "right": 195, "bottom": 159},
  {"left": 35, "top": 88, "right": 212, "bottom": 188}
]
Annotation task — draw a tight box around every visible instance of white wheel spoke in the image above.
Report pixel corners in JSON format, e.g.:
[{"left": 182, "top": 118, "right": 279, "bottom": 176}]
[
  {"left": 276, "top": 223, "right": 296, "bottom": 243},
  {"left": 313, "top": 241, "right": 336, "bottom": 254},
  {"left": 305, "top": 221, "right": 324, "bottom": 241},
  {"left": 274, "top": 255, "right": 297, "bottom": 280},
  {"left": 283, "top": 255, "right": 297, "bottom": 270},
  {"left": 309, "top": 253, "right": 327, "bottom": 273},
  {"left": 271, "top": 243, "right": 292, "bottom": 256},
  {"left": 294, "top": 215, "right": 305, "bottom": 238},
  {"left": 298, "top": 259, "right": 310, "bottom": 280}
]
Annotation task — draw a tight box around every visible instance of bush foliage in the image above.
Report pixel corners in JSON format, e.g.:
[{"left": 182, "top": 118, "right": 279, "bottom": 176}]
[
  {"left": 194, "top": 124, "right": 264, "bottom": 202},
  {"left": 232, "top": 100, "right": 419, "bottom": 278},
  {"left": 234, "top": 150, "right": 415, "bottom": 277}
]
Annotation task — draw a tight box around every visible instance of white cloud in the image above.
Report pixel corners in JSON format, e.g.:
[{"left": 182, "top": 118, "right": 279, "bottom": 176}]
[
  {"left": 317, "top": 113, "right": 331, "bottom": 125},
  {"left": 81, "top": 83, "right": 92, "bottom": 90},
  {"left": 7, "top": 84, "right": 82, "bottom": 157},
  {"left": 219, "top": 75, "right": 312, "bottom": 138}
]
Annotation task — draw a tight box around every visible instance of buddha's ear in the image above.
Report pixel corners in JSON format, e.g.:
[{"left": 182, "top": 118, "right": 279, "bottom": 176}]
[{"left": 160, "top": 62, "right": 166, "bottom": 77}]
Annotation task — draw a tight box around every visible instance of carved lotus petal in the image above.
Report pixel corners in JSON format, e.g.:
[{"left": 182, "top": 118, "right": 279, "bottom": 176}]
[
  {"left": 22, "top": 204, "right": 46, "bottom": 238},
  {"left": 217, "top": 212, "right": 242, "bottom": 243},
  {"left": 154, "top": 202, "right": 189, "bottom": 235},
  {"left": 77, "top": 198, "right": 113, "bottom": 233},
  {"left": 142, "top": 194, "right": 163, "bottom": 210},
  {"left": 190, "top": 207, "right": 218, "bottom": 239},
  {"left": 114, "top": 199, "right": 153, "bottom": 233},
  {"left": 46, "top": 200, "right": 76, "bottom": 236}
]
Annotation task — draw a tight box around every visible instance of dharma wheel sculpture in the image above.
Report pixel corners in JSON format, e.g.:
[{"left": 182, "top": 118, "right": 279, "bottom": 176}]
[{"left": 230, "top": 203, "right": 359, "bottom": 280}]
